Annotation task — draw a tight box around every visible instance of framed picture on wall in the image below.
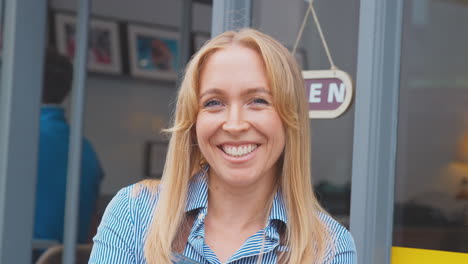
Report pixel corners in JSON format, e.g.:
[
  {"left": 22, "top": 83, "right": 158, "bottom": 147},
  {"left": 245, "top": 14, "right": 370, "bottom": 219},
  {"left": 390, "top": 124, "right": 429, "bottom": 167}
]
[
  {"left": 54, "top": 12, "right": 122, "bottom": 74},
  {"left": 127, "top": 24, "right": 180, "bottom": 81},
  {"left": 143, "top": 140, "right": 168, "bottom": 179}
]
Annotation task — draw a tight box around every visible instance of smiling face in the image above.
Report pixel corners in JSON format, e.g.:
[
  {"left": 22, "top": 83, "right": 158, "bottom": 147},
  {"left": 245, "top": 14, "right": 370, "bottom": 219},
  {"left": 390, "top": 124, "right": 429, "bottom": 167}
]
[{"left": 195, "top": 45, "right": 286, "bottom": 189}]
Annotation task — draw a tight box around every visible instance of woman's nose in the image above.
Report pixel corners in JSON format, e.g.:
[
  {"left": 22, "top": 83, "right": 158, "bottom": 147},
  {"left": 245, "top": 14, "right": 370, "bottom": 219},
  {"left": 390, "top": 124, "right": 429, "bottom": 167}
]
[{"left": 222, "top": 105, "right": 249, "bottom": 133}]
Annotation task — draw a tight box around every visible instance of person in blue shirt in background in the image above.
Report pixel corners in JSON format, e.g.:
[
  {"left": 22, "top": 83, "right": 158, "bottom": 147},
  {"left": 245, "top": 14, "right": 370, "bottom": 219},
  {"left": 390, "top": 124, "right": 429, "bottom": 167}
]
[{"left": 34, "top": 48, "right": 104, "bottom": 246}]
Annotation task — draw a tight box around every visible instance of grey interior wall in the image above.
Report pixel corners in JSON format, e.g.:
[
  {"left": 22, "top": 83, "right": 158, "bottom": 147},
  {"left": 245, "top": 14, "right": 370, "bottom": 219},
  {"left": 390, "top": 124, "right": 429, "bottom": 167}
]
[
  {"left": 51, "top": 0, "right": 212, "bottom": 195},
  {"left": 82, "top": 77, "right": 177, "bottom": 194},
  {"left": 252, "top": 0, "right": 304, "bottom": 47}
]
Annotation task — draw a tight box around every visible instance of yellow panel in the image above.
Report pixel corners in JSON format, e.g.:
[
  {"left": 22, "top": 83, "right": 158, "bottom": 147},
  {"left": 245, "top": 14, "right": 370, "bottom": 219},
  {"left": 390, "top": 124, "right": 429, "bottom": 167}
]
[{"left": 391, "top": 247, "right": 468, "bottom": 264}]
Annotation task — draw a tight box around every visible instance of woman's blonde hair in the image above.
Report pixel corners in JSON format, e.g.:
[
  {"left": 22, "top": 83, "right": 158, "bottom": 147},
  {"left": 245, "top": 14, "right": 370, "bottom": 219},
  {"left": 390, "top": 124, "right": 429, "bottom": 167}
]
[{"left": 142, "top": 28, "right": 332, "bottom": 263}]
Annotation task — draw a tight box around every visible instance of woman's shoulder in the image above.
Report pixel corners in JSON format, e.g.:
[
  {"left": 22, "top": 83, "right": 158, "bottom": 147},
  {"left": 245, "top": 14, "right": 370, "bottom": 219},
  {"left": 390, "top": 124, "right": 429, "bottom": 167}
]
[
  {"left": 106, "top": 181, "right": 161, "bottom": 224},
  {"left": 91, "top": 182, "right": 161, "bottom": 262},
  {"left": 319, "top": 212, "right": 357, "bottom": 262},
  {"left": 318, "top": 212, "right": 352, "bottom": 240},
  {"left": 111, "top": 180, "right": 159, "bottom": 201}
]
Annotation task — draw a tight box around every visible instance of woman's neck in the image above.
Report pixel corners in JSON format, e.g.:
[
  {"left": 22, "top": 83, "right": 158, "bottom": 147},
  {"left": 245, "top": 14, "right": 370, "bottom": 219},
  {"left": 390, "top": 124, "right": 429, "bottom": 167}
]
[{"left": 206, "top": 172, "right": 276, "bottom": 229}]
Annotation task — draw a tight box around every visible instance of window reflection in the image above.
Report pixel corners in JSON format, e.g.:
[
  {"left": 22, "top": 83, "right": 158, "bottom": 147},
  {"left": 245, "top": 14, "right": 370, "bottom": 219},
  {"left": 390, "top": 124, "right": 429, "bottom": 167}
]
[{"left": 393, "top": 0, "right": 468, "bottom": 254}]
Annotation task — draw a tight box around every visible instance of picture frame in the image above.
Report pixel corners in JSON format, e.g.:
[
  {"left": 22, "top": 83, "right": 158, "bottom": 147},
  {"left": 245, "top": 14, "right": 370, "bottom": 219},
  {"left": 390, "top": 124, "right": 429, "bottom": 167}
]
[
  {"left": 54, "top": 12, "right": 122, "bottom": 74},
  {"left": 143, "top": 140, "right": 168, "bottom": 179},
  {"left": 127, "top": 24, "right": 180, "bottom": 81}
]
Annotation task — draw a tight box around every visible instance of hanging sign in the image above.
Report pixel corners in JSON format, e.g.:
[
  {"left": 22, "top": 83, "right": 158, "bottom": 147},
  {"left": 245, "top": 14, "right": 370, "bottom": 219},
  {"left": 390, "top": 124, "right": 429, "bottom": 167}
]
[
  {"left": 303, "top": 70, "right": 353, "bottom": 119},
  {"left": 293, "top": 0, "right": 354, "bottom": 118}
]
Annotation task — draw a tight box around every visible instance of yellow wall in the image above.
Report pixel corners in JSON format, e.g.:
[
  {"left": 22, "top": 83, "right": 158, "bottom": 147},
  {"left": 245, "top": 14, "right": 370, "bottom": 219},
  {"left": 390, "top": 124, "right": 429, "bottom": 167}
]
[{"left": 392, "top": 247, "right": 468, "bottom": 264}]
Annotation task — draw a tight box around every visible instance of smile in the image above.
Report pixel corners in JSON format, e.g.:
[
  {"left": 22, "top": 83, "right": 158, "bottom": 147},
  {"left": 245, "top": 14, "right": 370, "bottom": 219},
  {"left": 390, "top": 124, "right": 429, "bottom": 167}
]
[{"left": 220, "top": 144, "right": 258, "bottom": 157}]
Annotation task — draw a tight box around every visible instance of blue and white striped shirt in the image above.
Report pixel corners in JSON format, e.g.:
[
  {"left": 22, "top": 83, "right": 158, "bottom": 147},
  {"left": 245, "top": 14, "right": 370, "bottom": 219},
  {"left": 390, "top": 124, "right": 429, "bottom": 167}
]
[{"left": 89, "top": 169, "right": 356, "bottom": 263}]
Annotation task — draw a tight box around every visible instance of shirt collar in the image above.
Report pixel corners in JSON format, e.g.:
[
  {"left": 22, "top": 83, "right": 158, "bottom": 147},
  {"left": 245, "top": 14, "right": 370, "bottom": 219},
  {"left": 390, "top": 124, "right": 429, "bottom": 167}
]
[
  {"left": 184, "top": 166, "right": 288, "bottom": 225},
  {"left": 185, "top": 166, "right": 209, "bottom": 212},
  {"left": 268, "top": 189, "right": 288, "bottom": 224}
]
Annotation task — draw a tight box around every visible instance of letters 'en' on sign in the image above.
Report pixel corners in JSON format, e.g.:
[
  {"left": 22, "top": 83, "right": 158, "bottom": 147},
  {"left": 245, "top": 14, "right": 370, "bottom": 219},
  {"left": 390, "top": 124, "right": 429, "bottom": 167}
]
[{"left": 303, "top": 70, "right": 354, "bottom": 119}]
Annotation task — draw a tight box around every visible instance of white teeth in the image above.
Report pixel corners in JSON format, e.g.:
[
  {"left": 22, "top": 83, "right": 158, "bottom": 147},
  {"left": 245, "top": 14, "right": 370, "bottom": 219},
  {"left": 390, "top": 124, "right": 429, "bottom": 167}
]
[{"left": 222, "top": 144, "right": 257, "bottom": 157}]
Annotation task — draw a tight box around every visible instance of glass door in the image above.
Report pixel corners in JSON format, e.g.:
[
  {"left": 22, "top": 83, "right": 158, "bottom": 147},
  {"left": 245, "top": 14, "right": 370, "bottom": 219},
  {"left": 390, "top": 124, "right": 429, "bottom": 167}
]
[{"left": 392, "top": 0, "right": 468, "bottom": 262}]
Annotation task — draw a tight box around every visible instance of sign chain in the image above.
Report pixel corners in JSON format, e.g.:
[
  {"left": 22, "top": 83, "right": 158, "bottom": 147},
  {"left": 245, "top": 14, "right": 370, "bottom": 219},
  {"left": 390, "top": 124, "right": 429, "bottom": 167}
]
[{"left": 293, "top": 0, "right": 337, "bottom": 70}]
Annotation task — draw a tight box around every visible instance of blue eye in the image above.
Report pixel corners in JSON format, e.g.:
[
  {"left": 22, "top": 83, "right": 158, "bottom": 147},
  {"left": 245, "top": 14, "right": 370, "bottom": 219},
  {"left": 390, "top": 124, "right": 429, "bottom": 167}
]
[
  {"left": 203, "top": 99, "right": 223, "bottom": 108},
  {"left": 251, "top": 98, "right": 269, "bottom": 105}
]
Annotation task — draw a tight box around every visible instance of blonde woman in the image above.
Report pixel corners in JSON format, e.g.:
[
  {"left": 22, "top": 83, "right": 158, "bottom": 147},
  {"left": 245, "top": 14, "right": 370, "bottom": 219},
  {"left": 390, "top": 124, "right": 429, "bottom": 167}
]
[{"left": 89, "top": 29, "right": 356, "bottom": 264}]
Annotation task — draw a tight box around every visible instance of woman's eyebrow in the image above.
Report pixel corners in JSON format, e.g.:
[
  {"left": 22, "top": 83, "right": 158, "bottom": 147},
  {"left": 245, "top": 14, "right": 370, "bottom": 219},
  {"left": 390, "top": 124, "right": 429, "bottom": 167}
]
[
  {"left": 199, "top": 87, "right": 271, "bottom": 99},
  {"left": 199, "top": 88, "right": 223, "bottom": 99},
  {"left": 241, "top": 87, "right": 271, "bottom": 96}
]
